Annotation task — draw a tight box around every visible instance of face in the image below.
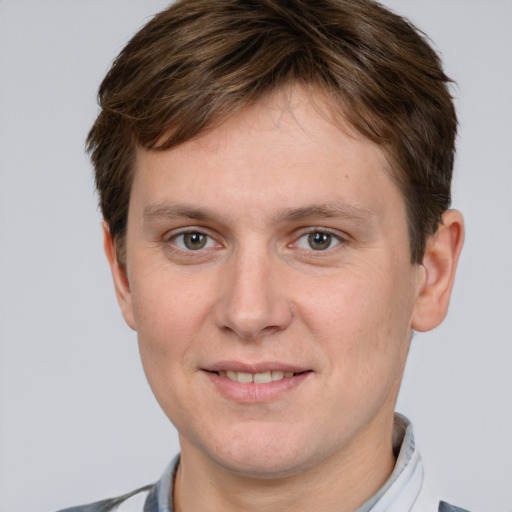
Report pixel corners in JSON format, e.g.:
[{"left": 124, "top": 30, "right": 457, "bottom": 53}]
[{"left": 116, "top": 88, "right": 424, "bottom": 479}]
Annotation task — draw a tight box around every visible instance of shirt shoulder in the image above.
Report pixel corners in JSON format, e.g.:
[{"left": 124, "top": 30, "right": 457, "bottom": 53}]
[
  {"left": 55, "top": 484, "right": 154, "bottom": 512},
  {"left": 438, "top": 501, "right": 471, "bottom": 512}
]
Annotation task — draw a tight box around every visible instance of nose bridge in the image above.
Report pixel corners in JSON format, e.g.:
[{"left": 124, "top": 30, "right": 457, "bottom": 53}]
[{"left": 214, "top": 238, "right": 292, "bottom": 339}]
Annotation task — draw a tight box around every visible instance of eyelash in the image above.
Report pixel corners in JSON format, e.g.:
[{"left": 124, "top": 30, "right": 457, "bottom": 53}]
[
  {"left": 292, "top": 229, "right": 344, "bottom": 252},
  {"left": 165, "top": 227, "right": 346, "bottom": 255},
  {"left": 166, "top": 230, "right": 221, "bottom": 254}
]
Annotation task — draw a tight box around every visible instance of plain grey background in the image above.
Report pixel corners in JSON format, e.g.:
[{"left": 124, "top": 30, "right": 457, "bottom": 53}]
[{"left": 0, "top": 1, "right": 511, "bottom": 511}]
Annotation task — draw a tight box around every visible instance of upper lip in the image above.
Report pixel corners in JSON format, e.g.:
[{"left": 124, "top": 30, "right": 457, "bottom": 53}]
[{"left": 204, "top": 361, "right": 311, "bottom": 374}]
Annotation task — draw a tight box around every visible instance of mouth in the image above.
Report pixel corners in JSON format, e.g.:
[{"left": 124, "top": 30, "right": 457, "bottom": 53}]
[
  {"left": 211, "top": 370, "right": 306, "bottom": 383},
  {"left": 202, "top": 363, "right": 312, "bottom": 403}
]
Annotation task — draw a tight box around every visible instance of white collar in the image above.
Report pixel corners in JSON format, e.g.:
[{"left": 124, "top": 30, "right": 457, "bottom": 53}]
[{"left": 356, "top": 413, "right": 439, "bottom": 512}]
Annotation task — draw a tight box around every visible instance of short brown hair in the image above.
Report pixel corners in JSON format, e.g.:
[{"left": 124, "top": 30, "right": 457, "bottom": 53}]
[{"left": 87, "top": 0, "right": 456, "bottom": 265}]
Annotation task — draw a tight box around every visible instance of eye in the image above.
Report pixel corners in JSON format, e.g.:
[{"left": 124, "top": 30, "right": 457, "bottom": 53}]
[
  {"left": 295, "top": 231, "right": 341, "bottom": 251},
  {"left": 172, "top": 231, "right": 218, "bottom": 251}
]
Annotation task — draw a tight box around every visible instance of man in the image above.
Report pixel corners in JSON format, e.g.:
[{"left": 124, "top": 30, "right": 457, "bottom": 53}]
[{"left": 62, "top": 0, "right": 466, "bottom": 510}]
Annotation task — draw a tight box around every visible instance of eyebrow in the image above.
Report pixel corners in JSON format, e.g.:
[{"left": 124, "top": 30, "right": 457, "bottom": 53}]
[
  {"left": 273, "top": 203, "right": 376, "bottom": 223},
  {"left": 144, "top": 203, "right": 216, "bottom": 223},
  {"left": 143, "top": 201, "right": 376, "bottom": 225}
]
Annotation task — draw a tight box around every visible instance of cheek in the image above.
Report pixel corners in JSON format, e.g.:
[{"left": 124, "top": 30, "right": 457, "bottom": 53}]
[
  {"left": 129, "top": 267, "right": 216, "bottom": 382},
  {"left": 296, "top": 262, "right": 415, "bottom": 378},
  {"left": 132, "top": 276, "right": 208, "bottom": 426},
  {"left": 131, "top": 257, "right": 214, "bottom": 330}
]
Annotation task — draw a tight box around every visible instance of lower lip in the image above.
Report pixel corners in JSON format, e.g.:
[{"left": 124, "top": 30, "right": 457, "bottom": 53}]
[{"left": 203, "top": 371, "right": 311, "bottom": 403}]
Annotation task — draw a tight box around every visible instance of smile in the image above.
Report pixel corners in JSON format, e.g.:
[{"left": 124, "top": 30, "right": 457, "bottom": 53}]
[
  {"left": 203, "top": 365, "right": 312, "bottom": 403},
  {"left": 216, "top": 370, "right": 297, "bottom": 383}
]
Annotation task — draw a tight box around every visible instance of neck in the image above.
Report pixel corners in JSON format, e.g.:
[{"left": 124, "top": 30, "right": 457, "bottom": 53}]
[{"left": 173, "top": 418, "right": 396, "bottom": 512}]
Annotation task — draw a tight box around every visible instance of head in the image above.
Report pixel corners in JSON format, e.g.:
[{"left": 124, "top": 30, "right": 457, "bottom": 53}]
[
  {"left": 89, "top": 0, "right": 464, "bottom": 487},
  {"left": 88, "top": 0, "right": 457, "bottom": 269}
]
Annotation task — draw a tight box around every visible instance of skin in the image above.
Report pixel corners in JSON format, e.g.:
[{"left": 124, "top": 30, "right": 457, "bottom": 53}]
[{"left": 105, "top": 87, "right": 464, "bottom": 512}]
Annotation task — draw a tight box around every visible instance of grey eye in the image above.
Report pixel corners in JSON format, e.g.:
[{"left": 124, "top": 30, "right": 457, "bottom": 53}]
[
  {"left": 183, "top": 232, "right": 207, "bottom": 250},
  {"left": 173, "top": 232, "right": 216, "bottom": 251},
  {"left": 295, "top": 231, "right": 341, "bottom": 251},
  {"left": 308, "top": 232, "right": 333, "bottom": 250}
]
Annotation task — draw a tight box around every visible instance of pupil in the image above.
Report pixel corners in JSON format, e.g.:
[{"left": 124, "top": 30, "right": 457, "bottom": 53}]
[
  {"left": 308, "top": 232, "right": 331, "bottom": 250},
  {"left": 184, "top": 232, "right": 206, "bottom": 250}
]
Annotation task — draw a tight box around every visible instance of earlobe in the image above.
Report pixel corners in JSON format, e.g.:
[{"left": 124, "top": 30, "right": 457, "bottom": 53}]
[
  {"left": 411, "top": 210, "right": 465, "bottom": 332},
  {"left": 102, "top": 223, "right": 137, "bottom": 330}
]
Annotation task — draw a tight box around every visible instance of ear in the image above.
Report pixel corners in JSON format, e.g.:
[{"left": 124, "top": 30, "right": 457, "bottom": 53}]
[
  {"left": 412, "top": 210, "right": 465, "bottom": 332},
  {"left": 102, "top": 223, "right": 136, "bottom": 330}
]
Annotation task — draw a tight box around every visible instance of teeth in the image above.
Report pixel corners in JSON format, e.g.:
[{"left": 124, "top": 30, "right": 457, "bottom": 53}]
[
  {"left": 220, "top": 370, "right": 296, "bottom": 383},
  {"left": 253, "top": 371, "right": 272, "bottom": 383},
  {"left": 237, "top": 371, "right": 253, "bottom": 383}
]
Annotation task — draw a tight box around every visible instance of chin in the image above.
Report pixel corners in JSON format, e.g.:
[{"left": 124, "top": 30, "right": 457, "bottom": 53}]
[
  {"left": 212, "top": 451, "right": 312, "bottom": 480},
  {"left": 198, "top": 426, "right": 327, "bottom": 480}
]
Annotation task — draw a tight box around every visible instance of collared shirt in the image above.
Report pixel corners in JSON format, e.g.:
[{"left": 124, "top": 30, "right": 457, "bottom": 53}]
[{"left": 58, "top": 415, "right": 469, "bottom": 512}]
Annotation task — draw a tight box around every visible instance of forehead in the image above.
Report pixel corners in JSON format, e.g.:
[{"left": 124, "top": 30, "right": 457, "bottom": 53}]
[{"left": 131, "top": 87, "right": 406, "bottom": 229}]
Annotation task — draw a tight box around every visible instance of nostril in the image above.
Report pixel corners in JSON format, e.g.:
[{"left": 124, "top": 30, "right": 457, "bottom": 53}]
[{"left": 212, "top": 264, "right": 294, "bottom": 340}]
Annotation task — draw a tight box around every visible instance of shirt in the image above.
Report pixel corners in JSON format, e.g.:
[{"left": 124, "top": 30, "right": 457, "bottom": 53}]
[{"left": 57, "top": 414, "right": 470, "bottom": 512}]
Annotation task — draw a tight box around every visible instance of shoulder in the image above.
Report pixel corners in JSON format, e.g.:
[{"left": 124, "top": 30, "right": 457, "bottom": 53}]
[
  {"left": 438, "top": 501, "right": 471, "bottom": 512},
  {"left": 55, "top": 483, "right": 154, "bottom": 512},
  {"left": 56, "top": 456, "right": 179, "bottom": 512}
]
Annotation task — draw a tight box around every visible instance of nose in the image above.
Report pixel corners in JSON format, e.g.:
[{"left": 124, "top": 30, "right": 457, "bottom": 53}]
[{"left": 214, "top": 244, "right": 293, "bottom": 340}]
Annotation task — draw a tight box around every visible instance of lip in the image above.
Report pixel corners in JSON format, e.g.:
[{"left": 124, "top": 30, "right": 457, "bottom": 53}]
[
  {"left": 202, "top": 361, "right": 312, "bottom": 404},
  {"left": 205, "top": 360, "right": 310, "bottom": 374}
]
